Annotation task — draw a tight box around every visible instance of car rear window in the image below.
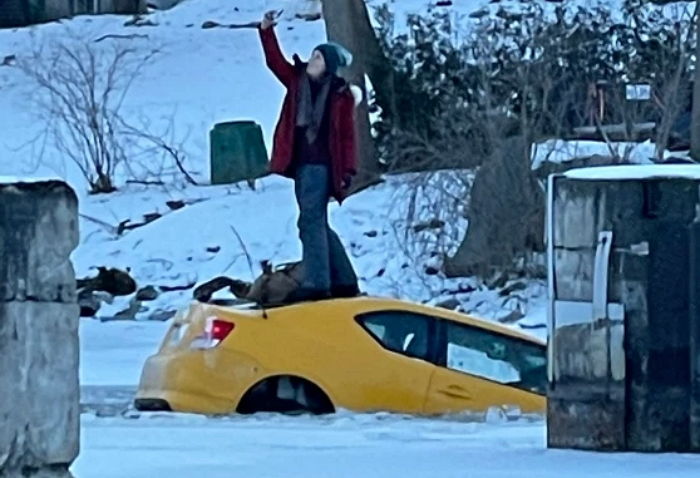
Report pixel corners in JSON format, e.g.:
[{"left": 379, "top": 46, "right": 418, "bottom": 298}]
[{"left": 445, "top": 322, "right": 547, "bottom": 394}]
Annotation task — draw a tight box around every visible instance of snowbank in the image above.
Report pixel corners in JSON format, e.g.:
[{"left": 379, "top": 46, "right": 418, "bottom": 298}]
[
  {"left": 565, "top": 164, "right": 700, "bottom": 181},
  {"left": 0, "top": 175, "right": 64, "bottom": 184},
  {"left": 531, "top": 140, "right": 656, "bottom": 171}
]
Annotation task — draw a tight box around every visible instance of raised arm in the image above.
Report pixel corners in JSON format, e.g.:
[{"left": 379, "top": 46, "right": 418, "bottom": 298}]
[{"left": 258, "top": 16, "right": 295, "bottom": 88}]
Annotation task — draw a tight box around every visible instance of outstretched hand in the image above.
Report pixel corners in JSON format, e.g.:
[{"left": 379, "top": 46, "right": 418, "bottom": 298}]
[{"left": 261, "top": 10, "right": 282, "bottom": 30}]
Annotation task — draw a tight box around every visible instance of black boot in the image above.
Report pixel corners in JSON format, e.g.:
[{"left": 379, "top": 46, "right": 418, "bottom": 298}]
[
  {"left": 287, "top": 287, "right": 331, "bottom": 303},
  {"left": 331, "top": 284, "right": 361, "bottom": 298},
  {"left": 193, "top": 276, "right": 246, "bottom": 303}
]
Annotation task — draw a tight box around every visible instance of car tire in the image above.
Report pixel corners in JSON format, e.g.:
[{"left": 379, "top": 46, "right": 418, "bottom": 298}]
[{"left": 236, "top": 375, "right": 334, "bottom": 415}]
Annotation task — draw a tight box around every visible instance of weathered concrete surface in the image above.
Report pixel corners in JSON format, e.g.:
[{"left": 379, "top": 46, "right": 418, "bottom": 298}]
[
  {"left": 0, "top": 181, "right": 79, "bottom": 478},
  {"left": 0, "top": 182, "right": 78, "bottom": 303},
  {"left": 548, "top": 175, "right": 700, "bottom": 452}
]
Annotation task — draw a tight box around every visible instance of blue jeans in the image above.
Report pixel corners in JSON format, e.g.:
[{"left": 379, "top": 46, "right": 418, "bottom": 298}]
[{"left": 294, "top": 164, "right": 358, "bottom": 291}]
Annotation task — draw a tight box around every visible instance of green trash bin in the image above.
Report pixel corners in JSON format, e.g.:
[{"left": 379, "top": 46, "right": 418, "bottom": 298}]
[{"left": 210, "top": 121, "right": 269, "bottom": 185}]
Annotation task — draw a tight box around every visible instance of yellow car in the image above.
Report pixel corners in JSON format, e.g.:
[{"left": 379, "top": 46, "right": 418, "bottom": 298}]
[{"left": 135, "top": 297, "right": 546, "bottom": 416}]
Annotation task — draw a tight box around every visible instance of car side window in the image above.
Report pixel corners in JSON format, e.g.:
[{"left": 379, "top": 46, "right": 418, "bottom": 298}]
[
  {"left": 445, "top": 323, "right": 547, "bottom": 394},
  {"left": 358, "top": 312, "right": 433, "bottom": 361}
]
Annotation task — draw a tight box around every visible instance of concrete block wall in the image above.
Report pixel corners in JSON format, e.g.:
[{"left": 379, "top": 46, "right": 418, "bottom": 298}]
[{"left": 0, "top": 180, "right": 80, "bottom": 478}]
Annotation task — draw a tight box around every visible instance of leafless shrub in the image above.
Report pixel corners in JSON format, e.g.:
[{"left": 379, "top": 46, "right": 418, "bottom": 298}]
[
  {"left": 121, "top": 113, "right": 199, "bottom": 186},
  {"left": 390, "top": 170, "right": 472, "bottom": 279},
  {"left": 16, "top": 34, "right": 194, "bottom": 193},
  {"left": 378, "top": 1, "right": 696, "bottom": 278}
]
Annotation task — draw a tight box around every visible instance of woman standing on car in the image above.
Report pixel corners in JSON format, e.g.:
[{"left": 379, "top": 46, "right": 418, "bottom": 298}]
[{"left": 258, "top": 10, "right": 361, "bottom": 302}]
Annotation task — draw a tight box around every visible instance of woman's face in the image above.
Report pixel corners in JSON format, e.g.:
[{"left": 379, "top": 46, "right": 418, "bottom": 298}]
[{"left": 306, "top": 50, "right": 326, "bottom": 79}]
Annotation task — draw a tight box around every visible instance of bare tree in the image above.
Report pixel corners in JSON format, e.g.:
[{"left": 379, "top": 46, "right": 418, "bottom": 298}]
[
  {"left": 379, "top": 0, "right": 696, "bottom": 279},
  {"left": 320, "top": 0, "right": 395, "bottom": 185},
  {"left": 622, "top": 2, "right": 696, "bottom": 160},
  {"left": 112, "top": 0, "right": 147, "bottom": 14},
  {"left": 691, "top": 0, "right": 700, "bottom": 160},
  {"left": 0, "top": 0, "right": 29, "bottom": 28},
  {"left": 392, "top": 3, "right": 606, "bottom": 277},
  {"left": 391, "top": 170, "right": 472, "bottom": 280},
  {"left": 17, "top": 35, "right": 159, "bottom": 193}
]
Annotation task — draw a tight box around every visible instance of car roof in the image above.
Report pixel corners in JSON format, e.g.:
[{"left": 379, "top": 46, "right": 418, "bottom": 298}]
[{"left": 203, "top": 296, "right": 544, "bottom": 346}]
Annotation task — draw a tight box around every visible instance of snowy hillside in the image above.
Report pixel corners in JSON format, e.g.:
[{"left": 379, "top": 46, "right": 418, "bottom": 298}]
[
  {"left": 9, "top": 0, "right": 693, "bottom": 387},
  {"left": 0, "top": 0, "right": 326, "bottom": 187},
  {"left": 24, "top": 0, "right": 695, "bottom": 388},
  {"left": 0, "top": 0, "right": 554, "bottom": 387},
  {"left": 6, "top": 4, "right": 700, "bottom": 478},
  {"left": 77, "top": 172, "right": 549, "bottom": 386},
  {"left": 4, "top": 0, "right": 687, "bottom": 187}
]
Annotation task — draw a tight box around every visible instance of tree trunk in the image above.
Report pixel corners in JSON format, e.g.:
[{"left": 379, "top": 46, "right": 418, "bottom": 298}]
[
  {"left": 691, "top": 0, "right": 700, "bottom": 160},
  {"left": 444, "top": 136, "right": 545, "bottom": 278},
  {"left": 320, "top": 0, "right": 395, "bottom": 184},
  {"left": 0, "top": 0, "right": 30, "bottom": 27},
  {"left": 43, "top": 0, "right": 77, "bottom": 19},
  {"left": 111, "top": 0, "right": 146, "bottom": 14}
]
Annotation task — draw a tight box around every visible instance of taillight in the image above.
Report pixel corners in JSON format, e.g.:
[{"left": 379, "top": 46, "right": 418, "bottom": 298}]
[
  {"left": 192, "top": 317, "right": 235, "bottom": 349},
  {"left": 211, "top": 319, "right": 235, "bottom": 343}
]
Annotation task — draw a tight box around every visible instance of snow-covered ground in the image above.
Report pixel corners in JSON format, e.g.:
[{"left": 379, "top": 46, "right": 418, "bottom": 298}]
[
  {"left": 77, "top": 172, "right": 547, "bottom": 386},
  {"left": 4, "top": 2, "right": 700, "bottom": 476},
  {"left": 2, "top": 0, "right": 675, "bottom": 387},
  {"left": 81, "top": 320, "right": 166, "bottom": 385},
  {"left": 6, "top": 0, "right": 677, "bottom": 391},
  {"left": 0, "top": 0, "right": 564, "bottom": 389},
  {"left": 531, "top": 139, "right": 658, "bottom": 171},
  {"left": 73, "top": 413, "right": 700, "bottom": 477},
  {"left": 0, "top": 1, "right": 326, "bottom": 186}
]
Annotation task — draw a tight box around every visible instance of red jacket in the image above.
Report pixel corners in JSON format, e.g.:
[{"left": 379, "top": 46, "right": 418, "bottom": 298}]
[{"left": 259, "top": 26, "right": 358, "bottom": 203}]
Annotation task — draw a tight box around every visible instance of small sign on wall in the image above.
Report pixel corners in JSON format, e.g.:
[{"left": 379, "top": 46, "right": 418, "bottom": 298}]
[{"left": 626, "top": 84, "right": 652, "bottom": 101}]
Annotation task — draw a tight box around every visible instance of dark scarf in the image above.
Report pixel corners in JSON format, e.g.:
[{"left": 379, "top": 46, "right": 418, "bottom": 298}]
[{"left": 296, "top": 71, "right": 332, "bottom": 144}]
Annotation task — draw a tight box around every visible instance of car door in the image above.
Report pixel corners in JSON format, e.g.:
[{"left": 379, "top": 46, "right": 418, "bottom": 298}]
[
  {"left": 355, "top": 311, "right": 439, "bottom": 414},
  {"left": 423, "top": 320, "right": 547, "bottom": 415}
]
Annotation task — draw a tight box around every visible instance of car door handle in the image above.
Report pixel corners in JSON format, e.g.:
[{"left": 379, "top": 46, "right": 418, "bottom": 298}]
[{"left": 438, "top": 385, "right": 472, "bottom": 400}]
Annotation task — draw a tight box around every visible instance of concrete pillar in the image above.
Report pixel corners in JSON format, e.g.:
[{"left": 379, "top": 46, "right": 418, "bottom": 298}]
[
  {"left": 547, "top": 166, "right": 700, "bottom": 452},
  {"left": 0, "top": 180, "right": 79, "bottom": 477}
]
